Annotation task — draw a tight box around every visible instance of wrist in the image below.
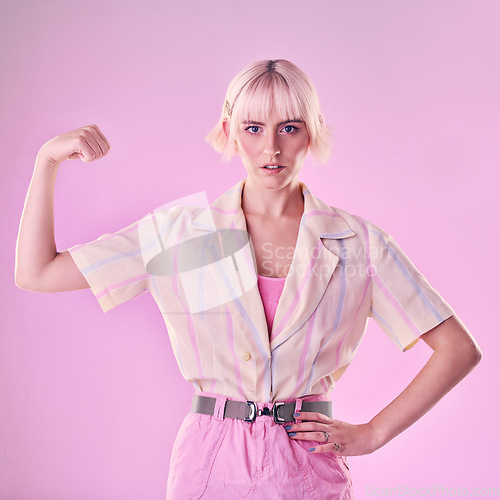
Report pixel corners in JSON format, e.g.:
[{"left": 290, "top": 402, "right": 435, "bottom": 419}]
[
  {"left": 36, "top": 140, "right": 66, "bottom": 167},
  {"left": 34, "top": 151, "right": 61, "bottom": 175},
  {"left": 364, "top": 420, "right": 387, "bottom": 453}
]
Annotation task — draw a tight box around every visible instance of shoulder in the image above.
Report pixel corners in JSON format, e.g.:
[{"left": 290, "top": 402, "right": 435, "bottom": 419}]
[
  {"left": 328, "top": 206, "right": 386, "bottom": 238},
  {"left": 324, "top": 206, "right": 401, "bottom": 260}
]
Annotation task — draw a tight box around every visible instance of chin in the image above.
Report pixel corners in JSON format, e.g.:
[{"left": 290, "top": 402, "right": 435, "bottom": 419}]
[{"left": 260, "top": 177, "right": 294, "bottom": 191}]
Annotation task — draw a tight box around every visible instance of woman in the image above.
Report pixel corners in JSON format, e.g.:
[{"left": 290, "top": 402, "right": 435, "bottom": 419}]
[{"left": 16, "top": 59, "right": 481, "bottom": 499}]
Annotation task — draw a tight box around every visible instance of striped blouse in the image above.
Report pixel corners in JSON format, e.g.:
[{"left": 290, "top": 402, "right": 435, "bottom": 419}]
[{"left": 68, "top": 179, "right": 455, "bottom": 403}]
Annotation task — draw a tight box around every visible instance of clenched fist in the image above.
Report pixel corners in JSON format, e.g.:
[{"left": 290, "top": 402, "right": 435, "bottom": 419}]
[{"left": 38, "top": 124, "right": 111, "bottom": 165}]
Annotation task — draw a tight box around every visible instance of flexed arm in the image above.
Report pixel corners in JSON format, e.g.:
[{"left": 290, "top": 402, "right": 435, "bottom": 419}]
[{"left": 15, "top": 125, "right": 111, "bottom": 292}]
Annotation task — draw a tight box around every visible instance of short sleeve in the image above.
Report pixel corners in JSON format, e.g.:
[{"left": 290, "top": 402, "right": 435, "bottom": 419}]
[
  {"left": 68, "top": 219, "right": 150, "bottom": 313},
  {"left": 366, "top": 220, "right": 455, "bottom": 351}
]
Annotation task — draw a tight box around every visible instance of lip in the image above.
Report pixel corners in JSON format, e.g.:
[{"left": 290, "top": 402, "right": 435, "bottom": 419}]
[
  {"left": 261, "top": 165, "right": 285, "bottom": 170},
  {"left": 261, "top": 165, "right": 285, "bottom": 174}
]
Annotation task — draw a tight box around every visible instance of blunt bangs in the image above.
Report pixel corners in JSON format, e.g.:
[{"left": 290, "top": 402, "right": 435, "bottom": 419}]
[
  {"left": 232, "top": 72, "right": 306, "bottom": 129},
  {"left": 206, "top": 59, "right": 331, "bottom": 163}
]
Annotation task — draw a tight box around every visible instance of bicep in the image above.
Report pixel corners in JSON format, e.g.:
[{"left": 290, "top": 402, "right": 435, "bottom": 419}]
[{"left": 38, "top": 250, "right": 90, "bottom": 292}]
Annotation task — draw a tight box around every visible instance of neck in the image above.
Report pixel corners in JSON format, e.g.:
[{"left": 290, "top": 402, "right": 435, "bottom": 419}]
[{"left": 241, "top": 178, "right": 304, "bottom": 217}]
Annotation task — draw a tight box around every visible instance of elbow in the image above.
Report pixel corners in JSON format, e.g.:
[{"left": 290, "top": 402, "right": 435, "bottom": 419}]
[
  {"left": 15, "top": 269, "right": 28, "bottom": 290},
  {"left": 460, "top": 338, "right": 482, "bottom": 375},
  {"left": 15, "top": 255, "right": 49, "bottom": 291},
  {"left": 469, "top": 343, "right": 483, "bottom": 369},
  {"left": 14, "top": 258, "right": 34, "bottom": 291},
  {"left": 15, "top": 274, "right": 36, "bottom": 291},
  {"left": 14, "top": 269, "right": 43, "bottom": 292}
]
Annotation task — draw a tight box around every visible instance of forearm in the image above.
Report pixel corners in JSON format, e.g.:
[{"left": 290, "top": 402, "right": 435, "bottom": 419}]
[
  {"left": 15, "top": 155, "right": 61, "bottom": 290},
  {"left": 15, "top": 125, "right": 110, "bottom": 292},
  {"left": 368, "top": 319, "right": 482, "bottom": 450}
]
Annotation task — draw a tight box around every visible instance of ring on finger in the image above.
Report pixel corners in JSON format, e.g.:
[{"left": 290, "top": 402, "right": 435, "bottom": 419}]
[
  {"left": 323, "top": 432, "right": 329, "bottom": 443},
  {"left": 334, "top": 442, "right": 340, "bottom": 452}
]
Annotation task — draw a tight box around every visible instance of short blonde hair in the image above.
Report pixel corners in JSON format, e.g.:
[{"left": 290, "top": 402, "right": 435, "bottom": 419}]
[{"left": 206, "top": 59, "right": 331, "bottom": 163}]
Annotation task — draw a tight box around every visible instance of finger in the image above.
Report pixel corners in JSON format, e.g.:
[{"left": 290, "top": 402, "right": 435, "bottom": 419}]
[
  {"left": 294, "top": 411, "right": 335, "bottom": 424},
  {"left": 76, "top": 136, "right": 100, "bottom": 162},
  {"left": 88, "top": 134, "right": 106, "bottom": 157},
  {"left": 77, "top": 129, "right": 106, "bottom": 161},
  {"left": 308, "top": 442, "right": 343, "bottom": 455},
  {"left": 87, "top": 124, "right": 111, "bottom": 153},
  {"left": 81, "top": 128, "right": 106, "bottom": 158},
  {"left": 91, "top": 124, "right": 111, "bottom": 150},
  {"left": 288, "top": 430, "right": 331, "bottom": 443},
  {"left": 286, "top": 421, "right": 330, "bottom": 433},
  {"left": 74, "top": 141, "right": 97, "bottom": 162}
]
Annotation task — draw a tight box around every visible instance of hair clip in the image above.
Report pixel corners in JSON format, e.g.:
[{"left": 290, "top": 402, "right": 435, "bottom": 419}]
[{"left": 225, "top": 100, "right": 232, "bottom": 117}]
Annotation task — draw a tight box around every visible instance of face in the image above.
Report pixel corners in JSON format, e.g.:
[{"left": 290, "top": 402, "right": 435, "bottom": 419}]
[{"left": 230, "top": 110, "right": 310, "bottom": 191}]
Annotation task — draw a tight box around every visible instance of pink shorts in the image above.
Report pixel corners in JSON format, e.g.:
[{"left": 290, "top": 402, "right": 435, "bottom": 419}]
[{"left": 166, "top": 392, "right": 353, "bottom": 499}]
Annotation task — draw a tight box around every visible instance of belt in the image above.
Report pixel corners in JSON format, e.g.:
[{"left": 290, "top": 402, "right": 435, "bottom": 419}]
[{"left": 191, "top": 394, "right": 332, "bottom": 424}]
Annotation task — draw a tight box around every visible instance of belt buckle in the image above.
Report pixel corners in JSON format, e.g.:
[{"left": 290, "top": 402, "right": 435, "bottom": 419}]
[
  {"left": 244, "top": 400, "right": 287, "bottom": 424},
  {"left": 244, "top": 401, "right": 257, "bottom": 422},
  {"left": 272, "top": 402, "right": 286, "bottom": 424}
]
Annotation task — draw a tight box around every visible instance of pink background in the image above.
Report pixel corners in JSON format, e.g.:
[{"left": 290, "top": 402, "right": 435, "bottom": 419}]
[{"left": 1, "top": 1, "right": 499, "bottom": 498}]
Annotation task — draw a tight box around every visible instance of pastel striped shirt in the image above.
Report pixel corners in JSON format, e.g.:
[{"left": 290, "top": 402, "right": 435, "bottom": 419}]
[{"left": 68, "top": 179, "right": 455, "bottom": 403}]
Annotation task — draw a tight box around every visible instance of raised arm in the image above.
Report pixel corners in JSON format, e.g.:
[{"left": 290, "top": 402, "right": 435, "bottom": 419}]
[{"left": 15, "top": 125, "right": 111, "bottom": 292}]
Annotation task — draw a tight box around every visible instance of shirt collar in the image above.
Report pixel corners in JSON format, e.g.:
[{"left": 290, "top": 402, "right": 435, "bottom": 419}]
[{"left": 192, "top": 178, "right": 356, "bottom": 240}]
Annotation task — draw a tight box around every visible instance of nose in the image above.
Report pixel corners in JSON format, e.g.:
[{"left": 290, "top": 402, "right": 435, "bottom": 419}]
[{"left": 264, "top": 135, "right": 281, "bottom": 162}]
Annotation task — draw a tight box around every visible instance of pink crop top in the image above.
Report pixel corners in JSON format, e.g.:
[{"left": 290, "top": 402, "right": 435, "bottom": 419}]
[{"left": 257, "top": 275, "right": 286, "bottom": 341}]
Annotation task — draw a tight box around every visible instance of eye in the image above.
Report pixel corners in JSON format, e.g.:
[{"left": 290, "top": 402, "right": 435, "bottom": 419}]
[
  {"left": 245, "top": 125, "right": 262, "bottom": 134},
  {"left": 282, "top": 125, "right": 298, "bottom": 134}
]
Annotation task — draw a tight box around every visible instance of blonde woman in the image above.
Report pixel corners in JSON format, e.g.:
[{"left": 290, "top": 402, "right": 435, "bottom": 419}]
[{"left": 16, "top": 60, "right": 481, "bottom": 499}]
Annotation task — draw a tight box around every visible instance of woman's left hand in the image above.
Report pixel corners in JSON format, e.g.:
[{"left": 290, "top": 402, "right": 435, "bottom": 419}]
[{"left": 285, "top": 411, "right": 380, "bottom": 456}]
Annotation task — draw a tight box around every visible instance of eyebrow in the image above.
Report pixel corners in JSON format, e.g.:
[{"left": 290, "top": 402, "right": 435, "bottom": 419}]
[{"left": 242, "top": 119, "right": 303, "bottom": 126}]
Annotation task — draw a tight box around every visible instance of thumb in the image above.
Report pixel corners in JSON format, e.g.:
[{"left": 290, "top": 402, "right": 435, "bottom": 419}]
[{"left": 68, "top": 152, "right": 85, "bottom": 161}]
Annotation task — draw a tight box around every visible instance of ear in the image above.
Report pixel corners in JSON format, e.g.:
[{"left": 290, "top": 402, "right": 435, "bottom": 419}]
[
  {"left": 222, "top": 119, "right": 230, "bottom": 139},
  {"left": 223, "top": 118, "right": 239, "bottom": 154}
]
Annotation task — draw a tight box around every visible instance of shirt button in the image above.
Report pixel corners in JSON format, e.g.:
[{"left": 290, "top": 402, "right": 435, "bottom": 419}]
[{"left": 241, "top": 351, "right": 251, "bottom": 361}]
